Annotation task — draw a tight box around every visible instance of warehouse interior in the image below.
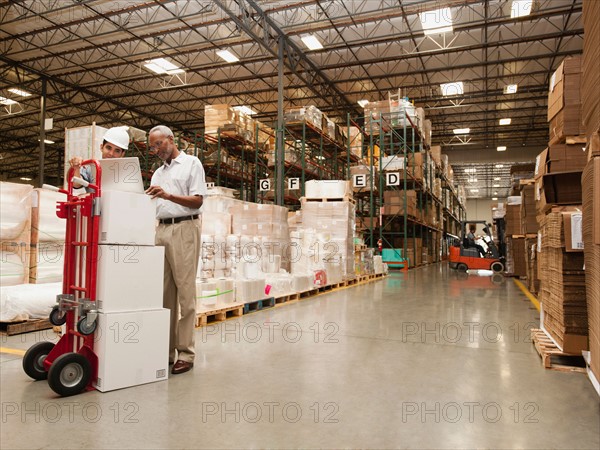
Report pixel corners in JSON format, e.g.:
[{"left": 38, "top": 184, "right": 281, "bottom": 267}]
[{"left": 1, "top": 0, "right": 599, "bottom": 448}]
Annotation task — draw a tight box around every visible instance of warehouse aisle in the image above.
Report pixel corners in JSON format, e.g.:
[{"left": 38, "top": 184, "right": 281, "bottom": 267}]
[{"left": 1, "top": 264, "right": 599, "bottom": 449}]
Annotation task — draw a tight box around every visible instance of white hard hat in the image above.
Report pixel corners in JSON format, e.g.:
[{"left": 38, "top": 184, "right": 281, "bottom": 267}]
[{"left": 103, "top": 127, "right": 130, "bottom": 150}]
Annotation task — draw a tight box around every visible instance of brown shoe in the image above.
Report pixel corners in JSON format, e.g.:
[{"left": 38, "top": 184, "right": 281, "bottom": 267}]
[{"left": 171, "top": 360, "right": 193, "bottom": 375}]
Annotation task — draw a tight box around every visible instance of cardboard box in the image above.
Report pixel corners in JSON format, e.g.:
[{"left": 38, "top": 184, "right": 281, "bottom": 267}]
[
  {"left": 547, "top": 56, "right": 582, "bottom": 122},
  {"left": 546, "top": 144, "right": 588, "bottom": 173},
  {"left": 94, "top": 309, "right": 169, "bottom": 392},
  {"left": 100, "top": 191, "right": 157, "bottom": 246},
  {"left": 541, "top": 172, "right": 582, "bottom": 205},
  {"left": 96, "top": 245, "right": 164, "bottom": 312}
]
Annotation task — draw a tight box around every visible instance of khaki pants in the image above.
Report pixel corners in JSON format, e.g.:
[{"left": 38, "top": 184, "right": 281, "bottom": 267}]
[{"left": 156, "top": 218, "right": 201, "bottom": 363}]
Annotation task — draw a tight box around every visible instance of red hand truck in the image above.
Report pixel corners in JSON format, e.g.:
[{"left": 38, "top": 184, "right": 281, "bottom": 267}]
[{"left": 23, "top": 160, "right": 103, "bottom": 396}]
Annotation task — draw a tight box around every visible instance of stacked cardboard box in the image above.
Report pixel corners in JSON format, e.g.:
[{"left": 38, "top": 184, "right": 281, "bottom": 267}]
[
  {"left": 520, "top": 183, "right": 537, "bottom": 234},
  {"left": 383, "top": 190, "right": 417, "bottom": 216},
  {"left": 525, "top": 238, "right": 540, "bottom": 295},
  {"left": 284, "top": 105, "right": 323, "bottom": 130},
  {"left": 583, "top": 0, "right": 600, "bottom": 137},
  {"left": 547, "top": 56, "right": 584, "bottom": 144},
  {"left": 582, "top": 134, "right": 600, "bottom": 384},
  {"left": 538, "top": 209, "right": 587, "bottom": 353}
]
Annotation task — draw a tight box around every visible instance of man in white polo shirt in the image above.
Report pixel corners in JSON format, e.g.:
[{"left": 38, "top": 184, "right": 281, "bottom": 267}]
[{"left": 145, "top": 125, "right": 207, "bottom": 375}]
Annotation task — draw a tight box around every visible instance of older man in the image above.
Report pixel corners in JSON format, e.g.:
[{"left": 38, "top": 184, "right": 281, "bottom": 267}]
[{"left": 146, "top": 125, "right": 207, "bottom": 375}]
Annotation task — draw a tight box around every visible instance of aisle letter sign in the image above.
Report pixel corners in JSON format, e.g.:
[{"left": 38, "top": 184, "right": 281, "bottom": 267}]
[
  {"left": 386, "top": 172, "right": 400, "bottom": 187},
  {"left": 353, "top": 174, "right": 367, "bottom": 188},
  {"left": 288, "top": 178, "right": 300, "bottom": 190},
  {"left": 259, "top": 179, "right": 271, "bottom": 191}
]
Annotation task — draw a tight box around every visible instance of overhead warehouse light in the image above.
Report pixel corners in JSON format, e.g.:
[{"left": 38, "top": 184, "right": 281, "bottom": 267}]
[
  {"left": 8, "top": 88, "right": 31, "bottom": 97},
  {"left": 44, "top": 139, "right": 55, "bottom": 144},
  {"left": 465, "top": 168, "right": 477, "bottom": 173},
  {"left": 504, "top": 84, "right": 518, "bottom": 94},
  {"left": 357, "top": 100, "right": 369, "bottom": 108},
  {"left": 216, "top": 49, "right": 239, "bottom": 63},
  {"left": 144, "top": 58, "right": 185, "bottom": 74},
  {"left": 20, "top": 177, "right": 32, "bottom": 181},
  {"left": 492, "top": 197, "right": 498, "bottom": 201},
  {"left": 494, "top": 191, "right": 499, "bottom": 195},
  {"left": 453, "top": 128, "right": 470, "bottom": 134},
  {"left": 499, "top": 118, "right": 512, "bottom": 125},
  {"left": 233, "top": 105, "right": 257, "bottom": 116},
  {"left": 441, "top": 81, "right": 464, "bottom": 96},
  {"left": 511, "top": 0, "right": 533, "bottom": 18},
  {"left": 494, "top": 177, "right": 501, "bottom": 181},
  {"left": 420, "top": 8, "right": 453, "bottom": 35},
  {"left": 470, "top": 189, "right": 479, "bottom": 193},
  {"left": 301, "top": 35, "right": 323, "bottom": 50},
  {"left": 495, "top": 164, "right": 504, "bottom": 168},
  {"left": 493, "top": 184, "right": 501, "bottom": 188},
  {"left": 0, "top": 96, "right": 18, "bottom": 105},
  {"left": 497, "top": 146, "right": 507, "bottom": 151}
]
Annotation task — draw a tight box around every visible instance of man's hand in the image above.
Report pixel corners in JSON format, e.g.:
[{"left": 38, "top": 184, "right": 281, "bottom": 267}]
[
  {"left": 145, "top": 185, "right": 171, "bottom": 200},
  {"left": 69, "top": 156, "right": 83, "bottom": 168}
]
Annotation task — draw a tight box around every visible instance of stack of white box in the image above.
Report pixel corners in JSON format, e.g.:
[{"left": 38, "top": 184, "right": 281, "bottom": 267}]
[
  {"left": 93, "top": 189, "right": 169, "bottom": 392},
  {"left": 291, "top": 196, "right": 355, "bottom": 286}
]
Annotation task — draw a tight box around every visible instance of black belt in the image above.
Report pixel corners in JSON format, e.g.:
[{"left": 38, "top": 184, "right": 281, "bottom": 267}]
[{"left": 159, "top": 214, "right": 198, "bottom": 225}]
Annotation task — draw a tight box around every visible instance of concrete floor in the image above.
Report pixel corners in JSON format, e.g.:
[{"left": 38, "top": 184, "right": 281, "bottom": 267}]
[{"left": 1, "top": 264, "right": 599, "bottom": 449}]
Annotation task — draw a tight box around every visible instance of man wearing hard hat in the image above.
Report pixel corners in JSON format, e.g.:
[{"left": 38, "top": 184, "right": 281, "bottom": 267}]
[{"left": 69, "top": 126, "right": 130, "bottom": 188}]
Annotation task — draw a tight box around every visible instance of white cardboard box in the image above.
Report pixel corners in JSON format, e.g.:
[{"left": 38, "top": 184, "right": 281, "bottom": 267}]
[
  {"left": 96, "top": 245, "right": 164, "bottom": 312},
  {"left": 94, "top": 308, "right": 169, "bottom": 392},
  {"left": 99, "top": 191, "right": 156, "bottom": 246}
]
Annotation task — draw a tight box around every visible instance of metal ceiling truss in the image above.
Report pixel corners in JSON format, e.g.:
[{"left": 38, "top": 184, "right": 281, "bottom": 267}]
[{"left": 0, "top": 0, "right": 584, "bottom": 197}]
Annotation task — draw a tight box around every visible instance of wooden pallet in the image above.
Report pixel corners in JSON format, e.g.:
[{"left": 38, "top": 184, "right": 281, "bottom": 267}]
[
  {"left": 354, "top": 244, "right": 368, "bottom": 251},
  {"left": 531, "top": 329, "right": 586, "bottom": 373},
  {"left": 0, "top": 318, "right": 53, "bottom": 336},
  {"left": 274, "top": 292, "right": 300, "bottom": 305},
  {"left": 299, "top": 288, "right": 319, "bottom": 298},
  {"left": 243, "top": 297, "right": 275, "bottom": 314},
  {"left": 195, "top": 304, "right": 244, "bottom": 327}
]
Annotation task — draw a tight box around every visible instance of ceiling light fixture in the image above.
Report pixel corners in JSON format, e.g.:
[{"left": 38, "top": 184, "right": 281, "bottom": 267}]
[
  {"left": 453, "top": 128, "right": 470, "bottom": 134},
  {"left": 357, "top": 100, "right": 369, "bottom": 108},
  {"left": 511, "top": 0, "right": 533, "bottom": 18},
  {"left": 420, "top": 7, "right": 453, "bottom": 35},
  {"left": 494, "top": 177, "right": 501, "bottom": 181},
  {"left": 441, "top": 81, "right": 464, "bottom": 96},
  {"left": 497, "top": 146, "right": 507, "bottom": 151},
  {"left": 492, "top": 197, "right": 498, "bottom": 201},
  {"left": 499, "top": 118, "right": 512, "bottom": 125},
  {"left": 301, "top": 34, "right": 324, "bottom": 50},
  {"left": 8, "top": 88, "right": 31, "bottom": 97},
  {"left": 493, "top": 184, "right": 500, "bottom": 188},
  {"left": 143, "top": 58, "right": 185, "bottom": 74},
  {"left": 20, "top": 177, "right": 32, "bottom": 181},
  {"left": 504, "top": 84, "right": 518, "bottom": 94},
  {"left": 216, "top": 49, "right": 239, "bottom": 63},
  {"left": 495, "top": 164, "right": 504, "bottom": 168},
  {"left": 470, "top": 189, "right": 479, "bottom": 193},
  {"left": 465, "top": 168, "right": 477, "bottom": 173},
  {"left": 0, "top": 96, "right": 18, "bottom": 105}
]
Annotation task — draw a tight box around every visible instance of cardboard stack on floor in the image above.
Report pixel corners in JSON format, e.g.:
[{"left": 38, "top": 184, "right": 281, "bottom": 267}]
[
  {"left": 521, "top": 181, "right": 540, "bottom": 294},
  {"left": 582, "top": 0, "right": 600, "bottom": 390},
  {"left": 504, "top": 195, "right": 526, "bottom": 277},
  {"left": 534, "top": 55, "right": 590, "bottom": 355}
]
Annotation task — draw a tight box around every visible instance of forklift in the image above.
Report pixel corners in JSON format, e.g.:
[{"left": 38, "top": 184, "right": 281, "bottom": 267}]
[{"left": 449, "top": 220, "right": 505, "bottom": 272}]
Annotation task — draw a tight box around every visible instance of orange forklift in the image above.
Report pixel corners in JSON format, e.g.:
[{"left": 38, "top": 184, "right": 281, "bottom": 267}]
[{"left": 449, "top": 220, "right": 504, "bottom": 272}]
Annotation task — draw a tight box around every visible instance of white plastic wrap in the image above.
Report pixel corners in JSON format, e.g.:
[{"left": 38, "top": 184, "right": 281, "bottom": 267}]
[
  {"left": 0, "top": 282, "right": 61, "bottom": 322},
  {"left": 374, "top": 255, "right": 384, "bottom": 275},
  {"left": 235, "top": 278, "right": 266, "bottom": 303},
  {"left": 0, "top": 250, "right": 27, "bottom": 287},
  {"left": 0, "top": 182, "right": 32, "bottom": 241},
  {"left": 265, "top": 273, "right": 295, "bottom": 297},
  {"left": 31, "top": 242, "right": 64, "bottom": 284},
  {"left": 32, "top": 188, "right": 66, "bottom": 241}
]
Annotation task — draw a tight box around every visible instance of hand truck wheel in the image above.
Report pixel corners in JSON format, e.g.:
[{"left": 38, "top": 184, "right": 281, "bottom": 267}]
[
  {"left": 49, "top": 305, "right": 66, "bottom": 326},
  {"left": 77, "top": 316, "right": 97, "bottom": 336},
  {"left": 23, "top": 341, "right": 54, "bottom": 380},
  {"left": 47, "top": 353, "right": 92, "bottom": 397}
]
